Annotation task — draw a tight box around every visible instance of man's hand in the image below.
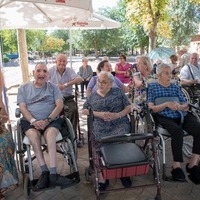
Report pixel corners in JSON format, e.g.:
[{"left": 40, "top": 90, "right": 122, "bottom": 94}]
[{"left": 33, "top": 120, "right": 49, "bottom": 130}]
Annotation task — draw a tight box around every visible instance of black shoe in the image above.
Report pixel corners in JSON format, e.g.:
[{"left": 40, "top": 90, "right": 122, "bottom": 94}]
[
  {"left": 120, "top": 177, "right": 132, "bottom": 188},
  {"left": 49, "top": 174, "right": 78, "bottom": 189},
  {"left": 35, "top": 171, "right": 49, "bottom": 190},
  {"left": 171, "top": 167, "right": 186, "bottom": 182},
  {"left": 186, "top": 163, "right": 200, "bottom": 184},
  {"left": 98, "top": 180, "right": 109, "bottom": 191}
]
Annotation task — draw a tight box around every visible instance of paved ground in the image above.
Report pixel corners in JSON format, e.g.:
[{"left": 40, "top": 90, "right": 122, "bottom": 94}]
[{"left": 3, "top": 90, "right": 200, "bottom": 200}]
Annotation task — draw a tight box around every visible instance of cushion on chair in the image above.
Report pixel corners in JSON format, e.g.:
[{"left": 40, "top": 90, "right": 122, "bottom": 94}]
[
  {"left": 100, "top": 143, "right": 149, "bottom": 169},
  {"left": 23, "top": 132, "right": 63, "bottom": 145}
]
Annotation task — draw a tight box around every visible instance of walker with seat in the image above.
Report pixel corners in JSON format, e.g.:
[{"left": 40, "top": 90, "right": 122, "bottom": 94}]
[{"left": 85, "top": 107, "right": 161, "bottom": 200}]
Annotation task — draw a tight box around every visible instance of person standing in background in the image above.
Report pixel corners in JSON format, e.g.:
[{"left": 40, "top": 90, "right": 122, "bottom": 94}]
[
  {"left": 78, "top": 58, "right": 93, "bottom": 99},
  {"left": 115, "top": 54, "right": 132, "bottom": 84}
]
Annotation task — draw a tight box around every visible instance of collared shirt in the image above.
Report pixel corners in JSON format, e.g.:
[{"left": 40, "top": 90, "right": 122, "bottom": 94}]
[
  {"left": 48, "top": 66, "right": 81, "bottom": 97},
  {"left": 147, "top": 82, "right": 187, "bottom": 119},
  {"left": 180, "top": 63, "right": 200, "bottom": 80}
]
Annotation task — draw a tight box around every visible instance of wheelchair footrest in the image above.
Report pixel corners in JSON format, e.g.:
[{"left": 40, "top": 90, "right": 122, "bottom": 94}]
[{"left": 100, "top": 142, "right": 150, "bottom": 179}]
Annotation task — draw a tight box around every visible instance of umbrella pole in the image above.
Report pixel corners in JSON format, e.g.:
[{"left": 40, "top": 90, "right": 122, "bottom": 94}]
[{"left": 69, "top": 29, "right": 72, "bottom": 68}]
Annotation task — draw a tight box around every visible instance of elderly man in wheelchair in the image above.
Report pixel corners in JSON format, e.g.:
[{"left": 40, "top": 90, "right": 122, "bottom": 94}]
[
  {"left": 147, "top": 63, "right": 200, "bottom": 184},
  {"left": 179, "top": 52, "right": 200, "bottom": 106},
  {"left": 17, "top": 63, "right": 78, "bottom": 190}
]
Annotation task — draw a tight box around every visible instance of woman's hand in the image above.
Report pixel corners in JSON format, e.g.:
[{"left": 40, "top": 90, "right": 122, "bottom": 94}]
[{"left": 101, "top": 112, "right": 120, "bottom": 121}]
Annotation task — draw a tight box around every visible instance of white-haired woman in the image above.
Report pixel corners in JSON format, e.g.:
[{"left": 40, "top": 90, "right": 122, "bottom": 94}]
[{"left": 83, "top": 71, "right": 132, "bottom": 191}]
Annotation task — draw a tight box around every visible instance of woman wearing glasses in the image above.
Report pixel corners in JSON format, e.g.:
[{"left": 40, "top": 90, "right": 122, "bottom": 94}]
[
  {"left": 83, "top": 71, "right": 132, "bottom": 191},
  {"left": 115, "top": 54, "right": 132, "bottom": 84}
]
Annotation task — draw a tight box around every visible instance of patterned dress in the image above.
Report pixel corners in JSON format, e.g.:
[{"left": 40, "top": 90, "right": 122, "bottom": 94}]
[
  {"left": 83, "top": 88, "right": 130, "bottom": 140},
  {"left": 0, "top": 125, "right": 18, "bottom": 189}
]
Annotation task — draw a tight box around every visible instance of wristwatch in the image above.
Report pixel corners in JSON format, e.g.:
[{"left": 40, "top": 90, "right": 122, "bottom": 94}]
[
  {"left": 64, "top": 83, "right": 68, "bottom": 88},
  {"left": 47, "top": 117, "right": 52, "bottom": 123},
  {"left": 30, "top": 118, "right": 36, "bottom": 125}
]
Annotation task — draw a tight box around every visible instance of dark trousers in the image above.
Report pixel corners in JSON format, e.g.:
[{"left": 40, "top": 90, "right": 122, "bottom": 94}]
[
  {"left": 154, "top": 113, "right": 200, "bottom": 162},
  {"left": 80, "top": 80, "right": 89, "bottom": 96},
  {"left": 63, "top": 96, "right": 78, "bottom": 137}
]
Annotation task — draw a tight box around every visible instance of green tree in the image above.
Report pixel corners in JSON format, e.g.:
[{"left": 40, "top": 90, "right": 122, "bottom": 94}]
[
  {"left": 126, "top": 0, "right": 169, "bottom": 51},
  {"left": 50, "top": 30, "right": 69, "bottom": 51},
  {"left": 0, "top": 30, "right": 18, "bottom": 53},
  {"left": 39, "top": 35, "right": 65, "bottom": 55},
  {"left": 73, "top": 29, "right": 122, "bottom": 57},
  {"left": 167, "top": 0, "right": 199, "bottom": 47}
]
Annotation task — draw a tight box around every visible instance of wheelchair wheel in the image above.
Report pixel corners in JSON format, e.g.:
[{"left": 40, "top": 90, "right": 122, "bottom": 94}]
[
  {"left": 23, "top": 174, "right": 31, "bottom": 198},
  {"left": 64, "top": 117, "right": 78, "bottom": 159},
  {"left": 181, "top": 87, "right": 192, "bottom": 103}
]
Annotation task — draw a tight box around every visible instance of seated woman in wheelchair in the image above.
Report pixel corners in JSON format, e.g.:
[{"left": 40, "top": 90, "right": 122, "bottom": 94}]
[
  {"left": 82, "top": 71, "right": 132, "bottom": 191},
  {"left": 17, "top": 63, "right": 77, "bottom": 190},
  {"left": 147, "top": 63, "right": 200, "bottom": 184}
]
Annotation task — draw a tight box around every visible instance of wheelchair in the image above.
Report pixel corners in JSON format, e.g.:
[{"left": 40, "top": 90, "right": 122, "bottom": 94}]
[
  {"left": 85, "top": 108, "right": 161, "bottom": 200},
  {"left": 134, "top": 99, "right": 199, "bottom": 182},
  {"left": 181, "top": 84, "right": 200, "bottom": 119},
  {"left": 13, "top": 108, "right": 80, "bottom": 198}
]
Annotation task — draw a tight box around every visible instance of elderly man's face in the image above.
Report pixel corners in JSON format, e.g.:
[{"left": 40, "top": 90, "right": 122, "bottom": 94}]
[
  {"left": 33, "top": 63, "right": 48, "bottom": 86},
  {"left": 190, "top": 54, "right": 199, "bottom": 66},
  {"left": 56, "top": 55, "right": 68, "bottom": 71}
]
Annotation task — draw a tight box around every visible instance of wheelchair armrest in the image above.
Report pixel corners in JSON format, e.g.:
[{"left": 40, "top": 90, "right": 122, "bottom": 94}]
[{"left": 96, "top": 133, "right": 154, "bottom": 144}]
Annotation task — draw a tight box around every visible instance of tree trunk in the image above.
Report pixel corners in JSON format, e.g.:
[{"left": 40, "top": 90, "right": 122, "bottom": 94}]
[{"left": 148, "top": 29, "right": 157, "bottom": 51}]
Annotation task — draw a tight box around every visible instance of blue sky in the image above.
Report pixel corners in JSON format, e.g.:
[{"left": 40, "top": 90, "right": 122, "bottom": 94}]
[{"left": 92, "top": 0, "right": 118, "bottom": 11}]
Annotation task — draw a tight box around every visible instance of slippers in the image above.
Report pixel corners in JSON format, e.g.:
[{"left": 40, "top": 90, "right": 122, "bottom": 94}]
[
  {"left": 186, "top": 163, "right": 200, "bottom": 184},
  {"left": 171, "top": 168, "right": 186, "bottom": 182}
]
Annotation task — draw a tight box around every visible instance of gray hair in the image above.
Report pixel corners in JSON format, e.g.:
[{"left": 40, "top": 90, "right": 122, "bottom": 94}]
[
  {"left": 97, "top": 71, "right": 114, "bottom": 83},
  {"left": 82, "top": 57, "right": 88, "bottom": 62},
  {"left": 156, "top": 63, "right": 171, "bottom": 74}
]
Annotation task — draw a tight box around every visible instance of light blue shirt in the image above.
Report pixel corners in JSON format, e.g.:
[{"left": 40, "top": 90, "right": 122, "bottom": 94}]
[{"left": 48, "top": 66, "right": 81, "bottom": 97}]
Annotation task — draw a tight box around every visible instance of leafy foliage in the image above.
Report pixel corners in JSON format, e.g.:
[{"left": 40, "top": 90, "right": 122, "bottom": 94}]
[
  {"left": 126, "top": 0, "right": 169, "bottom": 50},
  {"left": 167, "top": 0, "right": 199, "bottom": 46}
]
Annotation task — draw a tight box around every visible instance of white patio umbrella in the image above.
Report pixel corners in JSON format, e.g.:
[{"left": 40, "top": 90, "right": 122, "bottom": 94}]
[
  {"left": 0, "top": 0, "right": 121, "bottom": 78},
  {"left": 0, "top": 0, "right": 93, "bottom": 83}
]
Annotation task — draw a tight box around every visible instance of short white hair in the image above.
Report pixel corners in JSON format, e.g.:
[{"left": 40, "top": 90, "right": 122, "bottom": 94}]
[
  {"left": 97, "top": 71, "right": 114, "bottom": 83},
  {"left": 156, "top": 63, "right": 171, "bottom": 74}
]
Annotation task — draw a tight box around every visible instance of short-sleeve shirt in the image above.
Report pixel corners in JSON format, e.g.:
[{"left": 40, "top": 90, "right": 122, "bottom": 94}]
[
  {"left": 87, "top": 75, "right": 124, "bottom": 93},
  {"left": 180, "top": 64, "right": 200, "bottom": 80},
  {"left": 147, "top": 82, "right": 187, "bottom": 119},
  {"left": 48, "top": 66, "right": 81, "bottom": 97},
  {"left": 17, "top": 81, "right": 63, "bottom": 120},
  {"left": 78, "top": 65, "right": 93, "bottom": 80}
]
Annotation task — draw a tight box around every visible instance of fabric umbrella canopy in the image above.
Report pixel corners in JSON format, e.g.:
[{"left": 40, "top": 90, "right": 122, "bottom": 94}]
[
  {"left": 0, "top": 0, "right": 93, "bottom": 83},
  {"left": 0, "top": 0, "right": 92, "bottom": 29},
  {"left": 148, "top": 47, "right": 176, "bottom": 60},
  {"left": 0, "top": 0, "right": 121, "bottom": 80}
]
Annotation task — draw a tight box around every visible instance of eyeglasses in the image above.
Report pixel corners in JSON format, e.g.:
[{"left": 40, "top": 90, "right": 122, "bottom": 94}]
[{"left": 97, "top": 79, "right": 111, "bottom": 85}]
